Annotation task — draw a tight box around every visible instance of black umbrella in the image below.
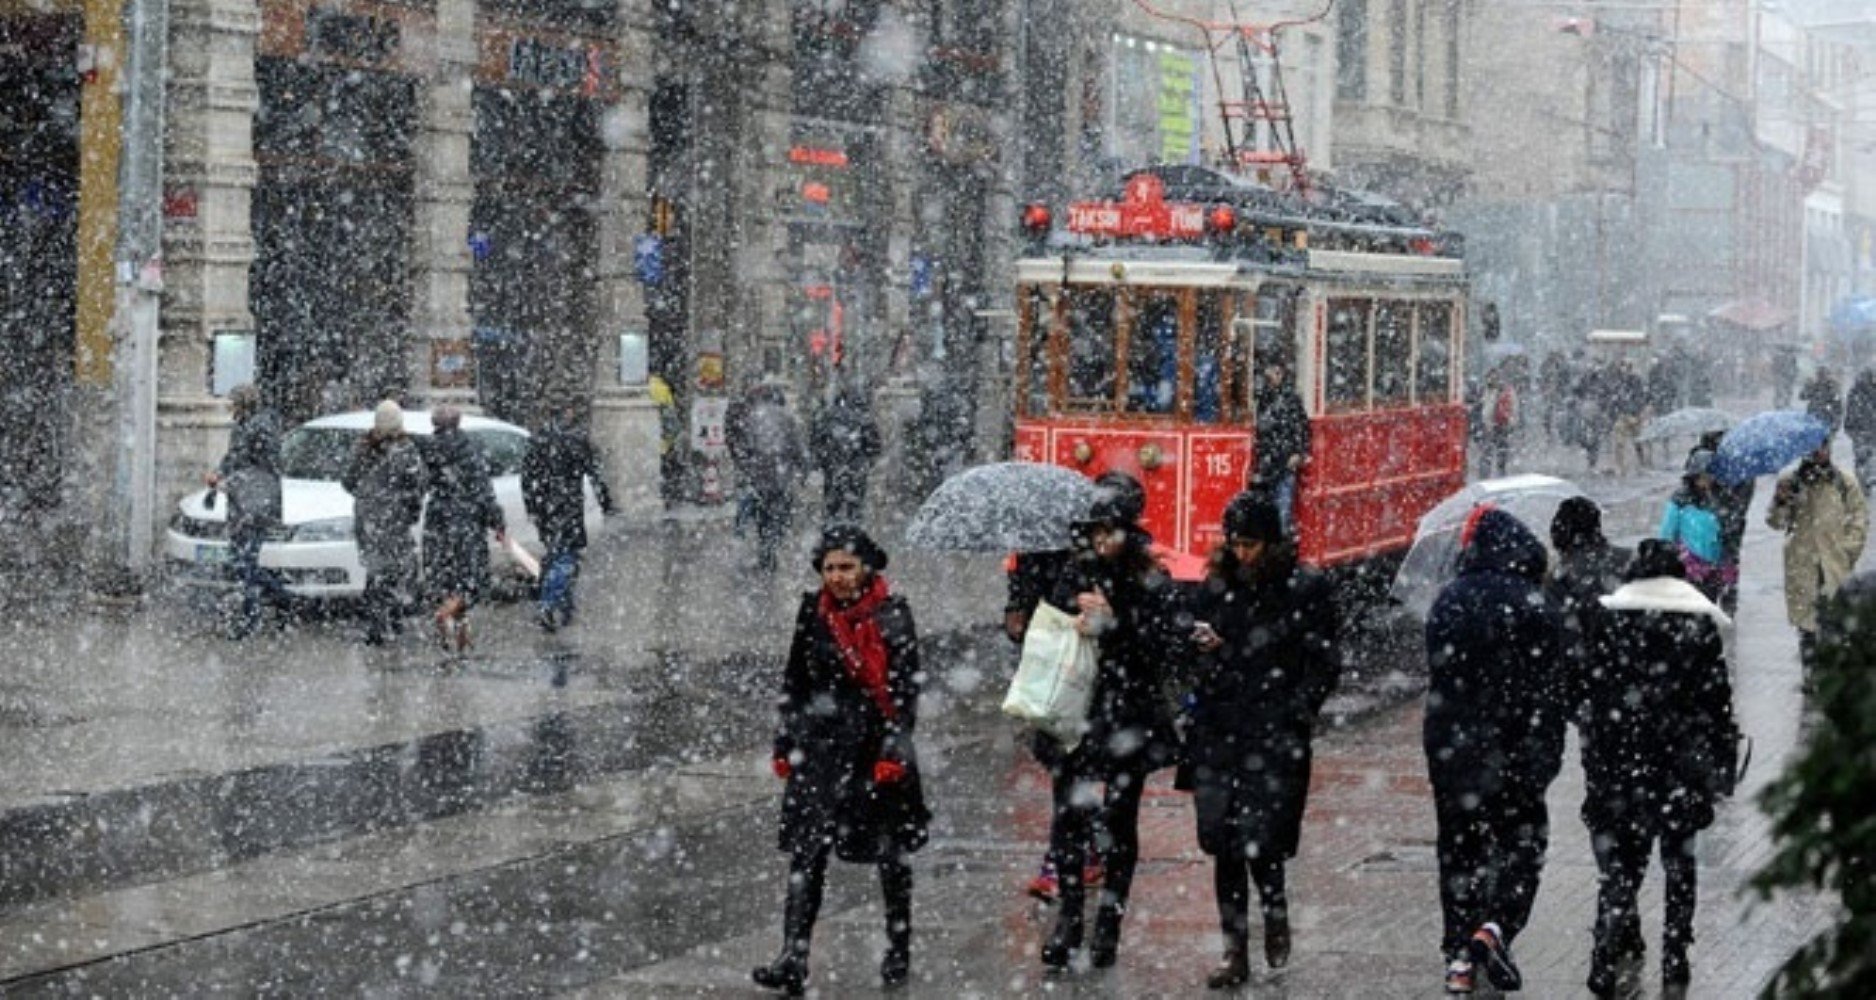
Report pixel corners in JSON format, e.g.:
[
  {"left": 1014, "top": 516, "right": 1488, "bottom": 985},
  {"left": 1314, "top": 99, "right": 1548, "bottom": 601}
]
[{"left": 906, "top": 462, "right": 1096, "bottom": 553}]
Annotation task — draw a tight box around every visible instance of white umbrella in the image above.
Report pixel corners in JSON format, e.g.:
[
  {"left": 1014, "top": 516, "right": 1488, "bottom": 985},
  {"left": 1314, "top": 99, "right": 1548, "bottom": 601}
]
[
  {"left": 1638, "top": 407, "right": 1736, "bottom": 443},
  {"left": 1389, "top": 474, "right": 1586, "bottom": 618}
]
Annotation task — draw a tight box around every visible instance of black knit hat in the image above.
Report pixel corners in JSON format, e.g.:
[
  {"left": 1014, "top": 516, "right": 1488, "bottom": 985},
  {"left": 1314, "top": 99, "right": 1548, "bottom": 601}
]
[
  {"left": 1549, "top": 496, "right": 1605, "bottom": 553},
  {"left": 1222, "top": 492, "right": 1284, "bottom": 544},
  {"left": 1626, "top": 538, "right": 1687, "bottom": 582},
  {"left": 1086, "top": 471, "right": 1146, "bottom": 526},
  {"left": 812, "top": 525, "right": 889, "bottom": 572}
]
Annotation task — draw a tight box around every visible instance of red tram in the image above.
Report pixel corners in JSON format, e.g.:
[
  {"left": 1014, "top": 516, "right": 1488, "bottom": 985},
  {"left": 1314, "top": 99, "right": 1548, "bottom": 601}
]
[{"left": 1011, "top": 165, "right": 1470, "bottom": 577}]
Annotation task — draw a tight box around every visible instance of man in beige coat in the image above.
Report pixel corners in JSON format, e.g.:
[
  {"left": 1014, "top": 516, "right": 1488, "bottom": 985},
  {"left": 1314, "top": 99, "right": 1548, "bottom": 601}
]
[{"left": 1767, "top": 441, "right": 1869, "bottom": 684}]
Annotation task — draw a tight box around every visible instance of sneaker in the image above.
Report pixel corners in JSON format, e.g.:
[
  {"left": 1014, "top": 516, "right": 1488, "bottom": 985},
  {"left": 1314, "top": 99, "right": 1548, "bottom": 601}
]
[
  {"left": 1026, "top": 863, "right": 1059, "bottom": 903},
  {"left": 1082, "top": 861, "right": 1106, "bottom": 888},
  {"left": 1469, "top": 923, "right": 1523, "bottom": 991},
  {"left": 535, "top": 608, "right": 559, "bottom": 633},
  {"left": 1445, "top": 958, "right": 1475, "bottom": 994}
]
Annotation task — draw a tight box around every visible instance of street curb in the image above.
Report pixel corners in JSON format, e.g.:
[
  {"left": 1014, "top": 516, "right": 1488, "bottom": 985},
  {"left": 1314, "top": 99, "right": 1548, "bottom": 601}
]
[{"left": 0, "top": 626, "right": 999, "bottom": 913}]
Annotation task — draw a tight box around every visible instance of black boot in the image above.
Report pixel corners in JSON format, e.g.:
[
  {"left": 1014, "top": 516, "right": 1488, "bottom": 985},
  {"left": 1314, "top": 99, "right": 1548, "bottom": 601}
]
[
  {"left": 1206, "top": 935, "right": 1250, "bottom": 989},
  {"left": 1264, "top": 913, "right": 1291, "bottom": 969},
  {"left": 1040, "top": 883, "right": 1084, "bottom": 970},
  {"left": 881, "top": 861, "right": 912, "bottom": 987},
  {"left": 753, "top": 867, "right": 822, "bottom": 996},
  {"left": 1088, "top": 903, "right": 1124, "bottom": 968}
]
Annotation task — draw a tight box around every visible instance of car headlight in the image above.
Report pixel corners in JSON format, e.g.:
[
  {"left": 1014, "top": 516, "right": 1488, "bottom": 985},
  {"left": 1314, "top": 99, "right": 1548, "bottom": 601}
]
[{"left": 292, "top": 517, "right": 355, "bottom": 542}]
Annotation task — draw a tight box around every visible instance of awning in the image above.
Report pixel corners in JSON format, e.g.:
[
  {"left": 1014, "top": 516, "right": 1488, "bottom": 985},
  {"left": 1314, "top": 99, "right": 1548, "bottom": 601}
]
[
  {"left": 1831, "top": 295, "right": 1876, "bottom": 334},
  {"left": 1707, "top": 297, "right": 1791, "bottom": 332}
]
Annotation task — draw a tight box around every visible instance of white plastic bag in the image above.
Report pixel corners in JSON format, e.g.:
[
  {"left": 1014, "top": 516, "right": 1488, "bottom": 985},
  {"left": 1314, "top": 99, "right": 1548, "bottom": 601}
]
[{"left": 1001, "top": 602, "right": 1098, "bottom": 751}]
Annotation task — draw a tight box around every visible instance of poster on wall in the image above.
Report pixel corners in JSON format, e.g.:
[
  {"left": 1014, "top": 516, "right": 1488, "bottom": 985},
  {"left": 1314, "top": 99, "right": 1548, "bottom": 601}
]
[
  {"left": 690, "top": 396, "right": 728, "bottom": 458},
  {"left": 1110, "top": 34, "right": 1202, "bottom": 166}
]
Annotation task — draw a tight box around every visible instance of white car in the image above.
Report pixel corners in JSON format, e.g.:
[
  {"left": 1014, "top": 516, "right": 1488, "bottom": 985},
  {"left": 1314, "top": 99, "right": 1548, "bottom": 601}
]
[{"left": 165, "top": 409, "right": 600, "bottom": 598}]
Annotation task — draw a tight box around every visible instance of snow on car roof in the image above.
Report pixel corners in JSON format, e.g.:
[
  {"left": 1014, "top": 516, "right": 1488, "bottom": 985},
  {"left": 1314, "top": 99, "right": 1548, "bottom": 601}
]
[{"left": 297, "top": 410, "right": 528, "bottom": 436}]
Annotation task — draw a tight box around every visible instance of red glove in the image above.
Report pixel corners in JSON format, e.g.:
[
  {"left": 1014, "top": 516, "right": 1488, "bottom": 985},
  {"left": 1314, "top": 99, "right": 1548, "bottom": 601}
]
[
  {"left": 772, "top": 756, "right": 792, "bottom": 780},
  {"left": 873, "top": 760, "right": 907, "bottom": 785}
]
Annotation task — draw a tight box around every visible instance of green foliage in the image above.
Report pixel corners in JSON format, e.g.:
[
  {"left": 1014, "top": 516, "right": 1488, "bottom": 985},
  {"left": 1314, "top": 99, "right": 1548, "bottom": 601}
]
[{"left": 1753, "top": 583, "right": 1876, "bottom": 999}]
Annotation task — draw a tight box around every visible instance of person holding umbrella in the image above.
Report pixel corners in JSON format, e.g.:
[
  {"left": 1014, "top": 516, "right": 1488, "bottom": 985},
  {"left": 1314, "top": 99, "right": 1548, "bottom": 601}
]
[
  {"left": 756, "top": 527, "right": 927, "bottom": 995},
  {"left": 1187, "top": 493, "right": 1339, "bottom": 988},
  {"left": 1768, "top": 441, "right": 1868, "bottom": 686}
]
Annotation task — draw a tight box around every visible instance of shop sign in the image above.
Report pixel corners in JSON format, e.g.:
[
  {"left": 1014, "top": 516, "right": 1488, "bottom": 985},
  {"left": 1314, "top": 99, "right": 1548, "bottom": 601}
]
[
  {"left": 508, "top": 37, "right": 605, "bottom": 96},
  {"left": 431, "top": 338, "right": 474, "bottom": 390},
  {"left": 695, "top": 351, "right": 725, "bottom": 391},
  {"left": 162, "top": 186, "right": 199, "bottom": 225},
  {"left": 307, "top": 9, "right": 400, "bottom": 66},
  {"left": 927, "top": 104, "right": 995, "bottom": 166}
]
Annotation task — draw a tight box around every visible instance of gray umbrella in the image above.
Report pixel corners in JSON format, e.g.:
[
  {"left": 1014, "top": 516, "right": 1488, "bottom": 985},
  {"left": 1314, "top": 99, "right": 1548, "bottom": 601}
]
[
  {"left": 1389, "top": 474, "right": 1585, "bottom": 618},
  {"left": 1638, "top": 407, "right": 1736, "bottom": 443},
  {"left": 906, "top": 462, "right": 1097, "bottom": 553}
]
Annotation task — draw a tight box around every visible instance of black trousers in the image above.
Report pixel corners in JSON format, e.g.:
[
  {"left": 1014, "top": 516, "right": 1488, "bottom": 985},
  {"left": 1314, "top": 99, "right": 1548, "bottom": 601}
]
[
  {"left": 1047, "top": 765, "right": 1146, "bottom": 910},
  {"left": 1213, "top": 854, "right": 1286, "bottom": 940},
  {"left": 779, "top": 838, "right": 912, "bottom": 959},
  {"left": 1591, "top": 826, "right": 1698, "bottom": 963},
  {"left": 1432, "top": 780, "right": 1551, "bottom": 958}
]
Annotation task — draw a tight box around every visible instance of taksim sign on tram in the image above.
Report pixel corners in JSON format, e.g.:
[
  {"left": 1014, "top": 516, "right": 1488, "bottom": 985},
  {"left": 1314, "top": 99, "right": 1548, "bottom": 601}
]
[{"left": 1066, "top": 173, "right": 1208, "bottom": 240}]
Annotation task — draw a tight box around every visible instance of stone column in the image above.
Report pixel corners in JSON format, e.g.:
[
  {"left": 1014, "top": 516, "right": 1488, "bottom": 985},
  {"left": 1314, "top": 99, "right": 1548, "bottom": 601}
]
[
  {"left": 589, "top": 2, "right": 661, "bottom": 515},
  {"left": 155, "top": 0, "right": 260, "bottom": 525},
  {"left": 731, "top": 0, "right": 794, "bottom": 385},
  {"left": 406, "top": 0, "right": 476, "bottom": 406}
]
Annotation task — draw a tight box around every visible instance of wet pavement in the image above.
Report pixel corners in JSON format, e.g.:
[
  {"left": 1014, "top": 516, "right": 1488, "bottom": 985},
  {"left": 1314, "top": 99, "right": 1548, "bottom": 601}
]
[{"left": 0, "top": 409, "right": 1848, "bottom": 995}]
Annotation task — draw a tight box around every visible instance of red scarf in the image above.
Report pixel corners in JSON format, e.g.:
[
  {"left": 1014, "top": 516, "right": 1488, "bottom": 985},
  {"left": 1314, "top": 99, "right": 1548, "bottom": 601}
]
[{"left": 818, "top": 575, "right": 895, "bottom": 720}]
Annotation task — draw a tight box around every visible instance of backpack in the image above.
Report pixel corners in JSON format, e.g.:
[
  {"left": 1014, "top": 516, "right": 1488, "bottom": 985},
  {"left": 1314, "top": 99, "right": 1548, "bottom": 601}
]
[{"left": 1492, "top": 385, "right": 1517, "bottom": 428}]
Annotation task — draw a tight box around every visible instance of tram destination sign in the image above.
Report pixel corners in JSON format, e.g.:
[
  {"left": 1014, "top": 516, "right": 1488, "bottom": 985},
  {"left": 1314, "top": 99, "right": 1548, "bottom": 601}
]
[{"left": 1066, "top": 172, "right": 1204, "bottom": 240}]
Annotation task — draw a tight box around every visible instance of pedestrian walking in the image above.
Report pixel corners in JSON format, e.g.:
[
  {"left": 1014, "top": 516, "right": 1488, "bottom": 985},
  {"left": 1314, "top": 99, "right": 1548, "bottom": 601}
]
[
  {"left": 1187, "top": 493, "right": 1339, "bottom": 988},
  {"left": 1767, "top": 441, "right": 1868, "bottom": 687},
  {"left": 1423, "top": 506, "right": 1568, "bottom": 994},
  {"left": 1251, "top": 359, "right": 1310, "bottom": 534},
  {"left": 733, "top": 386, "right": 810, "bottom": 573},
  {"left": 1842, "top": 368, "right": 1876, "bottom": 486},
  {"left": 649, "top": 373, "right": 684, "bottom": 510},
  {"left": 755, "top": 527, "right": 927, "bottom": 996},
  {"left": 1573, "top": 363, "right": 1611, "bottom": 472},
  {"left": 1690, "top": 431, "right": 1754, "bottom": 615},
  {"left": 1771, "top": 346, "right": 1799, "bottom": 408},
  {"left": 1036, "top": 476, "right": 1186, "bottom": 972},
  {"left": 1578, "top": 540, "right": 1738, "bottom": 999},
  {"left": 522, "top": 408, "right": 617, "bottom": 631},
  {"left": 1658, "top": 450, "right": 1732, "bottom": 604},
  {"left": 1606, "top": 360, "right": 1647, "bottom": 476},
  {"left": 810, "top": 383, "right": 881, "bottom": 528},
  {"left": 1484, "top": 373, "right": 1517, "bottom": 478},
  {"left": 1545, "top": 497, "right": 1630, "bottom": 680},
  {"left": 1802, "top": 365, "right": 1844, "bottom": 435},
  {"left": 1539, "top": 352, "right": 1570, "bottom": 445},
  {"left": 206, "top": 384, "right": 288, "bottom": 639},
  {"left": 341, "top": 400, "right": 427, "bottom": 645},
  {"left": 419, "top": 405, "right": 506, "bottom": 653}
]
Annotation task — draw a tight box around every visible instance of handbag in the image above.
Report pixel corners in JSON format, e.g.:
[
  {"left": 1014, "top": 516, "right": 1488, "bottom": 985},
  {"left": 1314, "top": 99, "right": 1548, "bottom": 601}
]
[{"left": 1001, "top": 602, "right": 1098, "bottom": 751}]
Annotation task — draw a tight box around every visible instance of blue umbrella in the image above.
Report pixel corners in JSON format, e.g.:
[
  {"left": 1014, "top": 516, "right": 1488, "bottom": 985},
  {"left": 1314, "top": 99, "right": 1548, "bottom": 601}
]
[{"left": 1708, "top": 410, "right": 1831, "bottom": 485}]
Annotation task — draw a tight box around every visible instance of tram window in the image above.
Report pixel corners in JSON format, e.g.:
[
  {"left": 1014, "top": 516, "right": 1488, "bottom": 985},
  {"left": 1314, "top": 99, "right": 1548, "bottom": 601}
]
[
  {"left": 1064, "top": 287, "right": 1117, "bottom": 407},
  {"left": 1194, "top": 292, "right": 1225, "bottom": 423},
  {"left": 1416, "top": 302, "right": 1454, "bottom": 402},
  {"left": 1237, "top": 287, "right": 1297, "bottom": 420},
  {"left": 1020, "top": 286, "right": 1050, "bottom": 416},
  {"left": 1325, "top": 298, "right": 1372, "bottom": 410},
  {"left": 1126, "top": 293, "right": 1179, "bottom": 414},
  {"left": 1374, "top": 300, "right": 1413, "bottom": 406}
]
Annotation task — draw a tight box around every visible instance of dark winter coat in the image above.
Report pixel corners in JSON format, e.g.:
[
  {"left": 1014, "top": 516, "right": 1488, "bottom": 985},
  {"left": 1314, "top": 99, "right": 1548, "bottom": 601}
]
[
  {"left": 1423, "top": 509, "right": 1568, "bottom": 802},
  {"left": 774, "top": 590, "right": 929, "bottom": 862},
  {"left": 341, "top": 432, "right": 427, "bottom": 579},
  {"left": 419, "top": 428, "right": 505, "bottom": 602},
  {"left": 1253, "top": 384, "right": 1311, "bottom": 486},
  {"left": 736, "top": 399, "right": 809, "bottom": 497},
  {"left": 521, "top": 423, "right": 614, "bottom": 553},
  {"left": 1006, "top": 550, "right": 1072, "bottom": 618},
  {"left": 1844, "top": 372, "right": 1876, "bottom": 443},
  {"left": 1545, "top": 540, "right": 1631, "bottom": 711},
  {"left": 1035, "top": 535, "right": 1188, "bottom": 779},
  {"left": 219, "top": 407, "right": 284, "bottom": 544},
  {"left": 1187, "top": 548, "right": 1339, "bottom": 860},
  {"left": 1580, "top": 577, "right": 1736, "bottom": 835},
  {"left": 1803, "top": 371, "right": 1845, "bottom": 433},
  {"left": 810, "top": 394, "right": 882, "bottom": 502}
]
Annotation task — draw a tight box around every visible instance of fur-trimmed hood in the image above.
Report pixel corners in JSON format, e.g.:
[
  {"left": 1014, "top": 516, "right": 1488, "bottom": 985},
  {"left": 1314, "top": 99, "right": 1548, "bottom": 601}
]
[{"left": 1599, "top": 576, "right": 1732, "bottom": 627}]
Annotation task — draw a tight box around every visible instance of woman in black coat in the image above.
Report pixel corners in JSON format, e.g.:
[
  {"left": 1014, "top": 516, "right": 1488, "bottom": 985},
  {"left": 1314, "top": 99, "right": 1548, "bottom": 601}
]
[
  {"left": 419, "top": 406, "right": 505, "bottom": 652},
  {"left": 1423, "top": 507, "right": 1567, "bottom": 994},
  {"left": 755, "top": 527, "right": 927, "bottom": 996},
  {"left": 1188, "top": 494, "right": 1339, "bottom": 988},
  {"left": 1579, "top": 540, "right": 1736, "bottom": 998},
  {"left": 1036, "top": 483, "right": 1186, "bottom": 972}
]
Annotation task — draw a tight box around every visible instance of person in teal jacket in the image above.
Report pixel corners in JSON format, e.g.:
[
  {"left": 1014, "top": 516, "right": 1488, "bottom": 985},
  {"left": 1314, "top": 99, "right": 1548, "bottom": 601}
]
[{"left": 1659, "top": 450, "right": 1730, "bottom": 602}]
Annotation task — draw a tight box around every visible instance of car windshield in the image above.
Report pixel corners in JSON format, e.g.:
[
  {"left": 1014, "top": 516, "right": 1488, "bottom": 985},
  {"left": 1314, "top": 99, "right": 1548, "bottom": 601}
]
[{"left": 276, "top": 426, "right": 529, "bottom": 480}]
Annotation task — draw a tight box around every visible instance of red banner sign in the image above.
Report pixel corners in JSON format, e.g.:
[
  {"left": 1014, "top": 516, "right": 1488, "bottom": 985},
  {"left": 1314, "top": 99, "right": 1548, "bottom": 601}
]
[{"left": 1065, "top": 172, "right": 1205, "bottom": 240}]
